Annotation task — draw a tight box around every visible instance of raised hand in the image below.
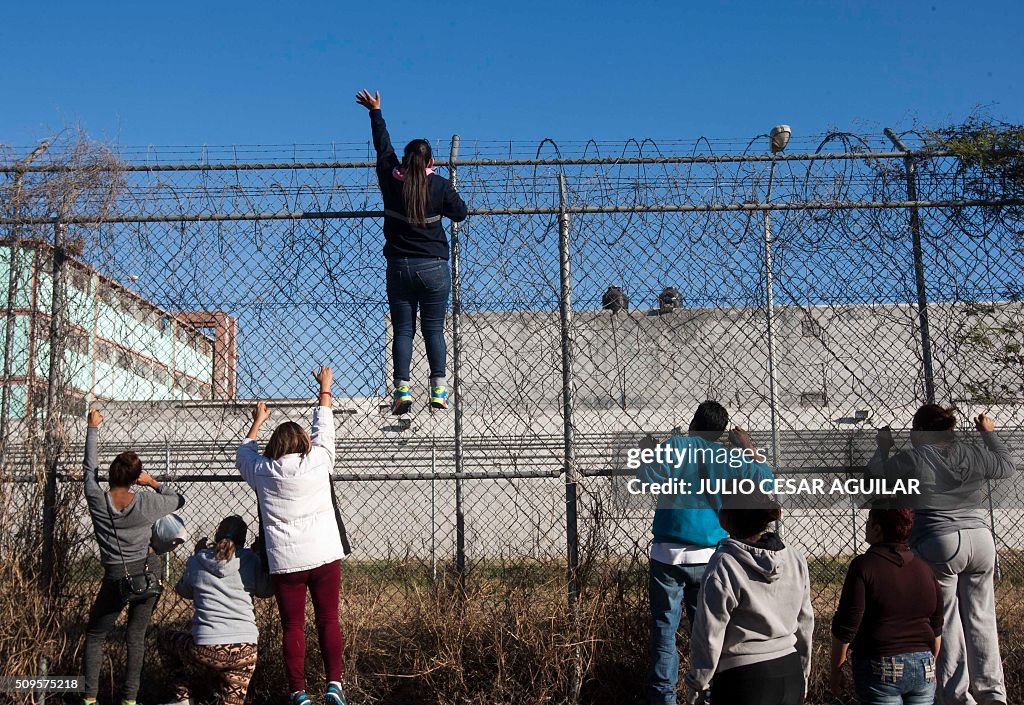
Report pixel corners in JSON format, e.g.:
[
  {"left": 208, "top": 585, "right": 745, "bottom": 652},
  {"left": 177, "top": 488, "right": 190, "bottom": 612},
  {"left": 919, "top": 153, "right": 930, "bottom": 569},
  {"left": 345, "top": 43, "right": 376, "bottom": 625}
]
[
  {"left": 87, "top": 408, "right": 103, "bottom": 428},
  {"left": 728, "top": 426, "right": 755, "bottom": 450},
  {"left": 252, "top": 401, "right": 271, "bottom": 425},
  {"left": 876, "top": 425, "right": 895, "bottom": 450},
  {"left": 355, "top": 89, "right": 381, "bottom": 111},
  {"left": 975, "top": 414, "right": 995, "bottom": 433},
  {"left": 136, "top": 471, "right": 160, "bottom": 489},
  {"left": 638, "top": 433, "right": 658, "bottom": 453},
  {"left": 313, "top": 366, "right": 333, "bottom": 391}
]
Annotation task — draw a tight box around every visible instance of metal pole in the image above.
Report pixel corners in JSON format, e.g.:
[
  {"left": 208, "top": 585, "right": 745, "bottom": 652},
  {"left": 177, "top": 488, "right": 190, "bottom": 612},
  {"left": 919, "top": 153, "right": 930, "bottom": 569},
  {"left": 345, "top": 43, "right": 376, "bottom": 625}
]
[
  {"left": 1, "top": 142, "right": 50, "bottom": 468},
  {"left": 557, "top": 173, "right": 582, "bottom": 704},
  {"left": 885, "top": 128, "right": 936, "bottom": 404},
  {"left": 41, "top": 218, "right": 69, "bottom": 602},
  {"left": 35, "top": 654, "right": 49, "bottom": 705},
  {"left": 447, "top": 134, "right": 466, "bottom": 590},
  {"left": 164, "top": 439, "right": 172, "bottom": 582},
  {"left": 764, "top": 161, "right": 782, "bottom": 471},
  {"left": 431, "top": 437, "right": 437, "bottom": 584}
]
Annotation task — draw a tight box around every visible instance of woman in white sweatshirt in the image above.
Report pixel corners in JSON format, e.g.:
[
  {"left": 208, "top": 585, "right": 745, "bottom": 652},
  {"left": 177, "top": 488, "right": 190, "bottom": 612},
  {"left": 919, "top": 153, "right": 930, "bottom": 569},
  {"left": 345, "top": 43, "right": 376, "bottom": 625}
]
[
  {"left": 684, "top": 492, "right": 814, "bottom": 705},
  {"left": 235, "top": 366, "right": 348, "bottom": 705}
]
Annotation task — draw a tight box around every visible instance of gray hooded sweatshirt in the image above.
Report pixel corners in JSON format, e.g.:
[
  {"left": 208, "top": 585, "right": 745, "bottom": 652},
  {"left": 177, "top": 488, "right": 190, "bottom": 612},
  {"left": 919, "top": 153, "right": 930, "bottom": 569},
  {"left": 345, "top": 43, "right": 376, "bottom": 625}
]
[
  {"left": 175, "top": 547, "right": 273, "bottom": 646},
  {"left": 867, "top": 431, "right": 1017, "bottom": 546},
  {"left": 685, "top": 533, "right": 814, "bottom": 694}
]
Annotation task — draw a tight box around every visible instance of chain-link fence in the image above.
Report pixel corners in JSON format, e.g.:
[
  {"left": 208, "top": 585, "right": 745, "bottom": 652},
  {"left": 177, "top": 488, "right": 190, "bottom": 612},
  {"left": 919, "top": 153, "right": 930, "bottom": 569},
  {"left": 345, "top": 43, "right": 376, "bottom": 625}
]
[{"left": 2, "top": 130, "right": 1023, "bottom": 704}]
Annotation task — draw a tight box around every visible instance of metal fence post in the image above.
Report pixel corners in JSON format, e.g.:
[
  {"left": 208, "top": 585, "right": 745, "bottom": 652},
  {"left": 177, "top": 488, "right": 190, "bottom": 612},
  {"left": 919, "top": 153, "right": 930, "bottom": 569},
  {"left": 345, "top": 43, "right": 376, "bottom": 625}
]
[
  {"left": 557, "top": 173, "right": 582, "bottom": 704},
  {"left": 164, "top": 439, "right": 172, "bottom": 582},
  {"left": 41, "top": 218, "right": 69, "bottom": 603},
  {"left": 885, "top": 128, "right": 936, "bottom": 404},
  {"left": 431, "top": 436, "right": 437, "bottom": 583},
  {"left": 763, "top": 161, "right": 783, "bottom": 473},
  {"left": 448, "top": 134, "right": 466, "bottom": 589}
]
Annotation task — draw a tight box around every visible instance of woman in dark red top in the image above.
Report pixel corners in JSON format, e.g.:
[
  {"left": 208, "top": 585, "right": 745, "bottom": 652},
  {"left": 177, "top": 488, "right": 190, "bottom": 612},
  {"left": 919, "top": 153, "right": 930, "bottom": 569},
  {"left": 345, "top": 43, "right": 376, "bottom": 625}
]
[{"left": 831, "top": 507, "right": 943, "bottom": 704}]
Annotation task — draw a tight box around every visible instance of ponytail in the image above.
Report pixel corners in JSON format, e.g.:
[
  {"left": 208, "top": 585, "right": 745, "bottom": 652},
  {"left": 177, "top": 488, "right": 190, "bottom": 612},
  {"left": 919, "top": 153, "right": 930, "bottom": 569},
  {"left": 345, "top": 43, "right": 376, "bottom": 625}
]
[
  {"left": 402, "top": 139, "right": 432, "bottom": 227},
  {"left": 212, "top": 514, "right": 247, "bottom": 562},
  {"left": 215, "top": 536, "right": 237, "bottom": 562}
]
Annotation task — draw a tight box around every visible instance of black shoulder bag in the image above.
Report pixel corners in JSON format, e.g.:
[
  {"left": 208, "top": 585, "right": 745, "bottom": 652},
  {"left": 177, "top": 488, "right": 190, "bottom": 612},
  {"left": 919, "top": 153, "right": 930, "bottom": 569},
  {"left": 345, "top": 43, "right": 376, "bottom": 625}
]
[{"left": 106, "top": 495, "right": 163, "bottom": 603}]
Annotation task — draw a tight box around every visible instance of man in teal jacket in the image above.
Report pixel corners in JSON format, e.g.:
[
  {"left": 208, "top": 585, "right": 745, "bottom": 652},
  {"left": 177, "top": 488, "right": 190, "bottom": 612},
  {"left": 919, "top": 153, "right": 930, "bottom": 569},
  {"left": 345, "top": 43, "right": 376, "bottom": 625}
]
[{"left": 635, "top": 400, "right": 774, "bottom": 705}]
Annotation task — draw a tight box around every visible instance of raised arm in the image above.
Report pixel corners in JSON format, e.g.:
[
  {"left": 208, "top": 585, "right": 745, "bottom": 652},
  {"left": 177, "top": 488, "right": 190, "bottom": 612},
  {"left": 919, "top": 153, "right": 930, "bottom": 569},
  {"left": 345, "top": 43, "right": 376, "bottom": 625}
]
[
  {"left": 311, "top": 366, "right": 336, "bottom": 463},
  {"left": 236, "top": 401, "right": 271, "bottom": 485},
  {"left": 83, "top": 409, "right": 105, "bottom": 506},
  {"left": 972, "top": 414, "right": 1018, "bottom": 479},
  {"left": 634, "top": 434, "right": 667, "bottom": 486},
  {"left": 443, "top": 180, "right": 468, "bottom": 223},
  {"left": 729, "top": 426, "right": 774, "bottom": 482},
  {"left": 865, "top": 425, "right": 920, "bottom": 489},
  {"left": 135, "top": 469, "right": 185, "bottom": 517},
  {"left": 356, "top": 89, "right": 399, "bottom": 171}
]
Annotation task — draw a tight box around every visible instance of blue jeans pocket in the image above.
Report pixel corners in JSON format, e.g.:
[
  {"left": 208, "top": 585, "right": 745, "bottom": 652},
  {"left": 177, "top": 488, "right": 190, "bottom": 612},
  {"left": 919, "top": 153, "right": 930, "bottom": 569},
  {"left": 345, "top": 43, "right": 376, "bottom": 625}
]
[
  {"left": 921, "top": 655, "right": 935, "bottom": 684},
  {"left": 415, "top": 262, "right": 449, "bottom": 291},
  {"left": 870, "top": 656, "right": 905, "bottom": 684}
]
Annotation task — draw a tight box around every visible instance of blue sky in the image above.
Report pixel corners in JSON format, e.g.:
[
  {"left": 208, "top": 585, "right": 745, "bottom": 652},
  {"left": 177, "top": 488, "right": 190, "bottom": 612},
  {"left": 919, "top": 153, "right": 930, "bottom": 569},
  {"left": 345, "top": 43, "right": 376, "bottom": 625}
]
[{"left": 2, "top": 0, "right": 1022, "bottom": 151}]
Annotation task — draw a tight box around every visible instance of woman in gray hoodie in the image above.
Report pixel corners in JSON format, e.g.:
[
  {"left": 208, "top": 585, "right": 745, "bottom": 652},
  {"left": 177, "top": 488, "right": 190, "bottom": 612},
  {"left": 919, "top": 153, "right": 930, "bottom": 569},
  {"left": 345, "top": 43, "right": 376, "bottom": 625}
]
[
  {"left": 684, "top": 492, "right": 814, "bottom": 705},
  {"left": 868, "top": 407, "right": 1016, "bottom": 705},
  {"left": 159, "top": 515, "right": 273, "bottom": 705}
]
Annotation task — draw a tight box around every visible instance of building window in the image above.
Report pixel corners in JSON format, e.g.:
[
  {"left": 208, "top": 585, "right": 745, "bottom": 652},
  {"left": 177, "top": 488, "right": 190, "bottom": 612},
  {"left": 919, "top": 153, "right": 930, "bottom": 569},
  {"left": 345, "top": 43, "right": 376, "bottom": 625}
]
[
  {"left": 799, "top": 391, "right": 827, "bottom": 407},
  {"left": 801, "top": 317, "right": 823, "bottom": 338}
]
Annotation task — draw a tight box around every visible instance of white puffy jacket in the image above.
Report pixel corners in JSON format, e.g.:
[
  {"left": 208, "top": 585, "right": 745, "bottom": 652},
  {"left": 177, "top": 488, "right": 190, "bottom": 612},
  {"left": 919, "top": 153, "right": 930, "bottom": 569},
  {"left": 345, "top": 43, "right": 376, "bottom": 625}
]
[{"left": 236, "top": 406, "right": 345, "bottom": 574}]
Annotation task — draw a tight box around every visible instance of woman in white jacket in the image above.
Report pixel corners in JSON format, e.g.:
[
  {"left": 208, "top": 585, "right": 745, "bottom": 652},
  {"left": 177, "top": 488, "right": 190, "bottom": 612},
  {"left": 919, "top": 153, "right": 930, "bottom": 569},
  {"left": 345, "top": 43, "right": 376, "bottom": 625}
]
[{"left": 236, "top": 366, "right": 347, "bottom": 705}]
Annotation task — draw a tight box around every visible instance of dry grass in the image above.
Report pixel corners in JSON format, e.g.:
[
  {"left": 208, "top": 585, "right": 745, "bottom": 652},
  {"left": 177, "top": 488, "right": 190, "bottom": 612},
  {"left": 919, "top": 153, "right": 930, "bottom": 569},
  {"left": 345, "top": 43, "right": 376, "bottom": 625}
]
[
  {"left": 0, "top": 561, "right": 1015, "bottom": 705},
  {"left": 3, "top": 452, "right": 1024, "bottom": 704}
]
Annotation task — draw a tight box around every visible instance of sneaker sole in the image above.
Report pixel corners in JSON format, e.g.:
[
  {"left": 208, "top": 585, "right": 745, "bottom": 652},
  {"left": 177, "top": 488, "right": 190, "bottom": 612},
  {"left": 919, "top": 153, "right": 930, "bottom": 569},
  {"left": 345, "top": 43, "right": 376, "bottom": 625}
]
[
  {"left": 430, "top": 400, "right": 448, "bottom": 409},
  {"left": 392, "top": 400, "right": 412, "bottom": 415}
]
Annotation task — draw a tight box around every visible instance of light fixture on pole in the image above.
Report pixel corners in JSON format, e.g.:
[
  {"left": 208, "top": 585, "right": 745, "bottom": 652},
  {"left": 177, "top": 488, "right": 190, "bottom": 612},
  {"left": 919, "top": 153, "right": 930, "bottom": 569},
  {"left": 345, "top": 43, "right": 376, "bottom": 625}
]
[
  {"left": 763, "top": 125, "right": 790, "bottom": 474},
  {"left": 770, "top": 125, "right": 791, "bottom": 154}
]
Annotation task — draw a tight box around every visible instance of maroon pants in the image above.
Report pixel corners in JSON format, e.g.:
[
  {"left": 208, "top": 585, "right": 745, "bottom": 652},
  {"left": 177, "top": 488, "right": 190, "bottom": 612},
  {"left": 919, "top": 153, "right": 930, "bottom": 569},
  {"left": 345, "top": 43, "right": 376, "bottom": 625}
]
[{"left": 272, "top": 560, "right": 343, "bottom": 692}]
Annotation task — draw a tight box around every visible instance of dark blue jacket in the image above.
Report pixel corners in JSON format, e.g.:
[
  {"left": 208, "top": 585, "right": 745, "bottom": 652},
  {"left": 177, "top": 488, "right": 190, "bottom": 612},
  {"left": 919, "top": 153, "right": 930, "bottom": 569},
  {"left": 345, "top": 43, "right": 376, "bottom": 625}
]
[{"left": 369, "top": 109, "right": 468, "bottom": 259}]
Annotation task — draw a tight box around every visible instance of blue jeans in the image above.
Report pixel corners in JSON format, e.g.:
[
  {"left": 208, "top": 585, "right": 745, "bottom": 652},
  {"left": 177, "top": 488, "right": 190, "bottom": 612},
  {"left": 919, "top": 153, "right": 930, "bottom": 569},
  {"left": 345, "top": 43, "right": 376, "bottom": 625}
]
[
  {"left": 647, "top": 559, "right": 707, "bottom": 704},
  {"left": 386, "top": 257, "right": 451, "bottom": 383},
  {"left": 852, "top": 651, "right": 936, "bottom": 705}
]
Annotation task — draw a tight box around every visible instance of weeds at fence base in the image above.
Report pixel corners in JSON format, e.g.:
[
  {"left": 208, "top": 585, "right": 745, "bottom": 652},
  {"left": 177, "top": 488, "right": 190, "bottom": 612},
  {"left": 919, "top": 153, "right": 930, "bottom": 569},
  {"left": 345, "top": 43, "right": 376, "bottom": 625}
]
[{"left": 1, "top": 561, "right": 1019, "bottom": 705}]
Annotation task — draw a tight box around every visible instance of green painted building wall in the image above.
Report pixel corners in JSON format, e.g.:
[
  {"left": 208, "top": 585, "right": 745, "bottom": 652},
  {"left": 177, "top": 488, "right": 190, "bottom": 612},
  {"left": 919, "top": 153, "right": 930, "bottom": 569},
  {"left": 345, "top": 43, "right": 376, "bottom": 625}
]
[{"left": 0, "top": 242, "right": 215, "bottom": 417}]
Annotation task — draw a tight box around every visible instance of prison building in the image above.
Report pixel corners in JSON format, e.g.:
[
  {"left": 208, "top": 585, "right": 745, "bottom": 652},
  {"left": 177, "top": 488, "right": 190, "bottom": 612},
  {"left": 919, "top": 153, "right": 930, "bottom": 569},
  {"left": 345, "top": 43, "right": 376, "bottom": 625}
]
[
  {"left": 74, "top": 298, "right": 1024, "bottom": 561},
  {"left": 0, "top": 239, "right": 238, "bottom": 418}
]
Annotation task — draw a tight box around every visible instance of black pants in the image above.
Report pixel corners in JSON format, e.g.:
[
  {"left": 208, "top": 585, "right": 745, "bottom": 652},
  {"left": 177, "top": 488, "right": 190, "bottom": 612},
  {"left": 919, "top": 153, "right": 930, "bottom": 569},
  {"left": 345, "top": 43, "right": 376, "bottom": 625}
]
[
  {"left": 711, "top": 652, "right": 804, "bottom": 705},
  {"left": 82, "top": 578, "right": 159, "bottom": 700}
]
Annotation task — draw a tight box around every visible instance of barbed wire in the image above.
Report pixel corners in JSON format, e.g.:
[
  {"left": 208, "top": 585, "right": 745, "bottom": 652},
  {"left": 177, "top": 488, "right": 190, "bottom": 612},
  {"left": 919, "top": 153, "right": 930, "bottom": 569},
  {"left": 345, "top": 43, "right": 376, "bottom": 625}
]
[{"left": 2, "top": 129, "right": 1024, "bottom": 703}]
